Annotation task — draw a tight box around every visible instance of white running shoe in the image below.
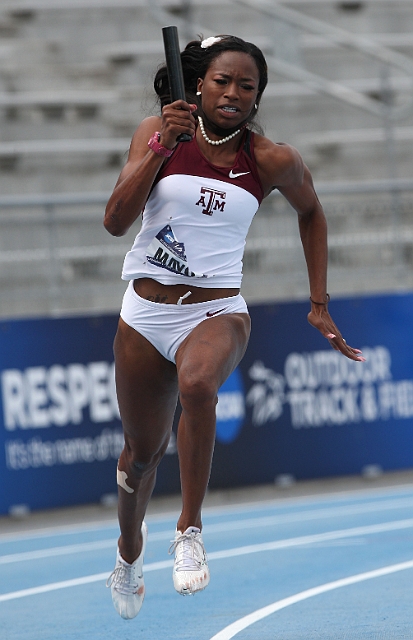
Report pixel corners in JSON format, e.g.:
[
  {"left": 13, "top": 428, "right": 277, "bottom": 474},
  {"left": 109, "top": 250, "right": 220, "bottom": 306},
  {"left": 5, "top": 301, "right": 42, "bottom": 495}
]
[
  {"left": 106, "top": 522, "right": 148, "bottom": 619},
  {"left": 169, "top": 526, "right": 210, "bottom": 596}
]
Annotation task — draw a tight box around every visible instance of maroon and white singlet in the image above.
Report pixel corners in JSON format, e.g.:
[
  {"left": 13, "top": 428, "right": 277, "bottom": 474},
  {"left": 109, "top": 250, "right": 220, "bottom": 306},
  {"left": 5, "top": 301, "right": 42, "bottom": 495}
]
[{"left": 121, "top": 129, "right": 264, "bottom": 289}]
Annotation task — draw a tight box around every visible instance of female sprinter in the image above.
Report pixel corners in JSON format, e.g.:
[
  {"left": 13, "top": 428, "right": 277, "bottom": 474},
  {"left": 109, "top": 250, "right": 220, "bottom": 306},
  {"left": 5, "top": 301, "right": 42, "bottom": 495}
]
[{"left": 104, "top": 35, "right": 364, "bottom": 619}]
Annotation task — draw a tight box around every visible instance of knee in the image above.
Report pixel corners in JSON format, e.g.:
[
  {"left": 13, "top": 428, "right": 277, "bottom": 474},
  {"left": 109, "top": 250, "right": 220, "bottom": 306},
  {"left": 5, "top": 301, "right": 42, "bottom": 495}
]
[
  {"left": 121, "top": 438, "right": 168, "bottom": 480},
  {"left": 131, "top": 458, "right": 153, "bottom": 479},
  {"left": 179, "top": 373, "right": 218, "bottom": 411}
]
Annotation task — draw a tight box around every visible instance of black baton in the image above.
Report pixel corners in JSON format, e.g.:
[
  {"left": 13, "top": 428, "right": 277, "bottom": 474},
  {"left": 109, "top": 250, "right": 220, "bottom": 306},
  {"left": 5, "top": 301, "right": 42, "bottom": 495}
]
[{"left": 162, "top": 26, "right": 192, "bottom": 143}]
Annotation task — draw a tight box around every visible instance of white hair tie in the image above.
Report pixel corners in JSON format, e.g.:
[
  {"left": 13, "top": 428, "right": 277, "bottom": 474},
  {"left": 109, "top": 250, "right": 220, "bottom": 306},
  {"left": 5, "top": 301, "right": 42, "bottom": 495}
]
[{"left": 201, "top": 36, "right": 222, "bottom": 49}]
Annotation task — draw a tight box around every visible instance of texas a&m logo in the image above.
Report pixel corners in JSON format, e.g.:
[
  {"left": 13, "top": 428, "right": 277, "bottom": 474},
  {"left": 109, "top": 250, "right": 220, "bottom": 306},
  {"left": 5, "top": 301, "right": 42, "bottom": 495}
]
[{"left": 195, "top": 187, "right": 226, "bottom": 216}]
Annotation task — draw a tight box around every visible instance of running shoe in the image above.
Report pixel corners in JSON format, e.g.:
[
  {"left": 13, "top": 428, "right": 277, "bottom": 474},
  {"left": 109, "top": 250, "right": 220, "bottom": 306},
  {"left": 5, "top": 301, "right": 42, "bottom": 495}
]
[
  {"left": 106, "top": 521, "right": 148, "bottom": 619},
  {"left": 169, "top": 526, "right": 210, "bottom": 595}
]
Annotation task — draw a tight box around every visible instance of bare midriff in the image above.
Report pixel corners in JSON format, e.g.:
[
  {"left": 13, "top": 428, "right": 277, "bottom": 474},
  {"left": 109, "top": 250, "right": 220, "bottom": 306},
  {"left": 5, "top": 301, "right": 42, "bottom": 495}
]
[{"left": 133, "top": 278, "right": 239, "bottom": 305}]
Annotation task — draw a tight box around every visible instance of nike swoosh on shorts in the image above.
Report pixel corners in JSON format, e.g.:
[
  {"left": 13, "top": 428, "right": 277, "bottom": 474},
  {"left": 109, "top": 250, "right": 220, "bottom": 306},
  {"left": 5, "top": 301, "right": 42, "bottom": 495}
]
[
  {"left": 228, "top": 170, "right": 250, "bottom": 179},
  {"left": 206, "top": 308, "right": 227, "bottom": 317}
]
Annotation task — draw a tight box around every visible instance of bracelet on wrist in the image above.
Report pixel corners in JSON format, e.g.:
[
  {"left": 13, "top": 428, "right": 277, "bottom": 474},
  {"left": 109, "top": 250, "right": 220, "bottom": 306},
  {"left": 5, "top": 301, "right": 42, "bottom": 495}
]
[
  {"left": 309, "top": 293, "right": 330, "bottom": 306},
  {"left": 147, "top": 131, "right": 174, "bottom": 158}
]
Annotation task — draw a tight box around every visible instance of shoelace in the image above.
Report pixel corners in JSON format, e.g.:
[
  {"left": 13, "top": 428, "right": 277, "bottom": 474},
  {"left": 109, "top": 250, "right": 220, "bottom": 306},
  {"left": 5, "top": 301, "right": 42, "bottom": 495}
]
[
  {"left": 106, "top": 564, "right": 140, "bottom": 594},
  {"left": 169, "top": 531, "right": 205, "bottom": 572}
]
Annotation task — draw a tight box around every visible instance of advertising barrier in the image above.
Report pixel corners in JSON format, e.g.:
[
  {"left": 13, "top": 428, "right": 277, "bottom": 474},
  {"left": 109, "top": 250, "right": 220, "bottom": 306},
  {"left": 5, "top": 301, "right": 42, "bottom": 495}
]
[
  {"left": 211, "top": 294, "right": 413, "bottom": 488},
  {"left": 1, "top": 293, "right": 412, "bottom": 514}
]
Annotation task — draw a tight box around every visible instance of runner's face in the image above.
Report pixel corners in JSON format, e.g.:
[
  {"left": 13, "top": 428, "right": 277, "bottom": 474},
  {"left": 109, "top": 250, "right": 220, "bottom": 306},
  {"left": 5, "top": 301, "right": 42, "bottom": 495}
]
[{"left": 197, "top": 51, "right": 260, "bottom": 129}]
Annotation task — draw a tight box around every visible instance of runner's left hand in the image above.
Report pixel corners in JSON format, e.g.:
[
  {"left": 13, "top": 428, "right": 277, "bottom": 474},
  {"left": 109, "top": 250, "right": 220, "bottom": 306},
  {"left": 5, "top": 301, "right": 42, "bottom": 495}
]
[{"left": 307, "top": 307, "right": 365, "bottom": 362}]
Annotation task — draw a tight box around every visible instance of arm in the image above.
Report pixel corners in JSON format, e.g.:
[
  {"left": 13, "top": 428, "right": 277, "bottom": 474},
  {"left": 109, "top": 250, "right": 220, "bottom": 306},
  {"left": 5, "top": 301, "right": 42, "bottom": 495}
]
[
  {"left": 256, "top": 140, "right": 364, "bottom": 362},
  {"left": 279, "top": 160, "right": 328, "bottom": 306},
  {"left": 104, "top": 101, "right": 196, "bottom": 237}
]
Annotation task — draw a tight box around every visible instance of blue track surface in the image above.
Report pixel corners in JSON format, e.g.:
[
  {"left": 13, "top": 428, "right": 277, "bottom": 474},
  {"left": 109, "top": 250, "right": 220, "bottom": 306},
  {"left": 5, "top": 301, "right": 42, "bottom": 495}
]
[{"left": 1, "top": 483, "right": 413, "bottom": 639}]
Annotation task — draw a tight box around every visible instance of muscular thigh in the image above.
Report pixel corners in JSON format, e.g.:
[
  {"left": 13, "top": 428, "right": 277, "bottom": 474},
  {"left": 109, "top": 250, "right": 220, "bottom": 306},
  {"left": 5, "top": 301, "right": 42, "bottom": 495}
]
[
  {"left": 114, "top": 318, "right": 179, "bottom": 442},
  {"left": 175, "top": 312, "right": 251, "bottom": 391}
]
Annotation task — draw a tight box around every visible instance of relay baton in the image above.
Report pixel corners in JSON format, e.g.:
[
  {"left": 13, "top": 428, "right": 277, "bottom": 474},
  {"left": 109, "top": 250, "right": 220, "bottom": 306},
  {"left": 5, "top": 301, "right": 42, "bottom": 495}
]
[{"left": 162, "top": 25, "right": 192, "bottom": 143}]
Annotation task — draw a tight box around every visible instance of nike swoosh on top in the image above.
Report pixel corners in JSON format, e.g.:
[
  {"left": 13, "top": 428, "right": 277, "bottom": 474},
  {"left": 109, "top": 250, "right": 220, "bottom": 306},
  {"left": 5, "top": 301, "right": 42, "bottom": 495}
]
[
  {"left": 229, "top": 170, "right": 250, "bottom": 179},
  {"left": 206, "top": 308, "right": 227, "bottom": 317}
]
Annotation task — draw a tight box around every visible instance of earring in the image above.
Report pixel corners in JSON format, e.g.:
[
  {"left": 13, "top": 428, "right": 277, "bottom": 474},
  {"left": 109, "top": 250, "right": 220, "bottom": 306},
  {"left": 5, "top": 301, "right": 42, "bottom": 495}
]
[
  {"left": 254, "top": 103, "right": 258, "bottom": 109},
  {"left": 196, "top": 91, "right": 202, "bottom": 96}
]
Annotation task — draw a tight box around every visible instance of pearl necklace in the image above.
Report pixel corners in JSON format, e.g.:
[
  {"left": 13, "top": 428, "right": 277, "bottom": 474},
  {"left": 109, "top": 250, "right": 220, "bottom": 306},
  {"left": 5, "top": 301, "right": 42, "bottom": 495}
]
[{"left": 198, "top": 116, "right": 242, "bottom": 146}]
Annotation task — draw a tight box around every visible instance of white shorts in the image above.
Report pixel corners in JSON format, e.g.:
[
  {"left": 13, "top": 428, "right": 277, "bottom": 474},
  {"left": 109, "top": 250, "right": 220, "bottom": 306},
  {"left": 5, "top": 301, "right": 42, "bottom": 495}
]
[{"left": 120, "top": 280, "right": 249, "bottom": 363}]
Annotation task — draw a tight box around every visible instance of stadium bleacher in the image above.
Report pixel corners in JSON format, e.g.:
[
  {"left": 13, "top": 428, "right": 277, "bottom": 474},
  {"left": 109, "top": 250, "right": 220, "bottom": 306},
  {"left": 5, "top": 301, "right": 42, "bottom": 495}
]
[{"left": 0, "top": 0, "right": 412, "bottom": 318}]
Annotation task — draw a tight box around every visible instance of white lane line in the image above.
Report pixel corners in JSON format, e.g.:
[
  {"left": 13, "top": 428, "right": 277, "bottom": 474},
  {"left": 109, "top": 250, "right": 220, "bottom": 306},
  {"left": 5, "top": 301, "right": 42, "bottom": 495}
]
[
  {"left": 3, "top": 494, "right": 413, "bottom": 563},
  {"left": 208, "top": 559, "right": 413, "bottom": 640},
  {"left": 204, "top": 496, "right": 413, "bottom": 536},
  {"left": 207, "top": 518, "right": 413, "bottom": 560},
  {"left": 0, "top": 530, "right": 187, "bottom": 564},
  {"left": 0, "top": 539, "right": 117, "bottom": 565},
  {"left": 0, "top": 530, "right": 192, "bottom": 564},
  {"left": 201, "top": 483, "right": 413, "bottom": 518},
  {"left": 0, "top": 520, "right": 119, "bottom": 544},
  {"left": 0, "top": 507, "right": 413, "bottom": 565},
  {"left": 0, "top": 573, "right": 110, "bottom": 602},
  {"left": 1, "top": 518, "right": 412, "bottom": 602},
  {"left": 0, "top": 559, "right": 175, "bottom": 603},
  {"left": 2, "top": 485, "right": 413, "bottom": 544}
]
